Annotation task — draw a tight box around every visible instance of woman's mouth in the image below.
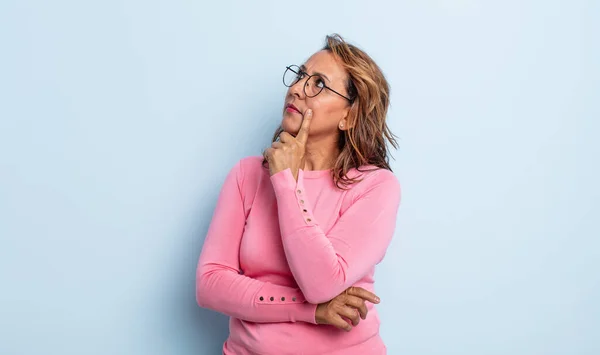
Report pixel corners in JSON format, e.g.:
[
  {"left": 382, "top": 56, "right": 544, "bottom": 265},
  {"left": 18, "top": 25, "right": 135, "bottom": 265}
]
[{"left": 286, "top": 104, "right": 302, "bottom": 114}]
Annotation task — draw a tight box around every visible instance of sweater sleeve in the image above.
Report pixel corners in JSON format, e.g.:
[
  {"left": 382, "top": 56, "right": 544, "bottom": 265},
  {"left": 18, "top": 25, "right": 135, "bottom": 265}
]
[
  {"left": 196, "top": 160, "right": 317, "bottom": 323},
  {"left": 270, "top": 168, "right": 401, "bottom": 304}
]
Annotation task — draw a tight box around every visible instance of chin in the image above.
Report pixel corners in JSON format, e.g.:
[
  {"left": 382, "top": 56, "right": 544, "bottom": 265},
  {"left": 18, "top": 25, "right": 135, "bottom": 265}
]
[{"left": 281, "top": 115, "right": 301, "bottom": 134}]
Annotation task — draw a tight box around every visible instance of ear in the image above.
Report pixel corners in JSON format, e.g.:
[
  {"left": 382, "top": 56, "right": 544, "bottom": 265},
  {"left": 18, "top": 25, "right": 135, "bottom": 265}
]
[{"left": 338, "top": 106, "right": 353, "bottom": 131}]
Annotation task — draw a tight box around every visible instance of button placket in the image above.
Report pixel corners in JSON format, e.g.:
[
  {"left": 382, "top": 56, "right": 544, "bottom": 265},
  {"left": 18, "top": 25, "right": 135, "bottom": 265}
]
[
  {"left": 258, "top": 294, "right": 303, "bottom": 303},
  {"left": 295, "top": 181, "right": 314, "bottom": 225}
]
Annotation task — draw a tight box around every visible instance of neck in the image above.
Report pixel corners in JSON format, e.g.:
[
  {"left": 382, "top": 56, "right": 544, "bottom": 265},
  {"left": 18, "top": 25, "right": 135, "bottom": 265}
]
[{"left": 303, "top": 135, "right": 340, "bottom": 171}]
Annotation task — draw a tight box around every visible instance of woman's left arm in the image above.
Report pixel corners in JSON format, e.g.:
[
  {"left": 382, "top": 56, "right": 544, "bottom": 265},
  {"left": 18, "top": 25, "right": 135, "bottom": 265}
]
[{"left": 270, "top": 168, "right": 401, "bottom": 304}]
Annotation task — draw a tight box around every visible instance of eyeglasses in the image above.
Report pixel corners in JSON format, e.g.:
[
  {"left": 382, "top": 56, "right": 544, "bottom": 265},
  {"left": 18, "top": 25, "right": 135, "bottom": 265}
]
[{"left": 283, "top": 65, "right": 353, "bottom": 102}]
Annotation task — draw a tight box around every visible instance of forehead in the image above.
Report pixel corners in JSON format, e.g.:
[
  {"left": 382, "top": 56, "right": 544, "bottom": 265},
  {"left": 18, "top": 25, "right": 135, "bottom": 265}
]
[{"left": 302, "top": 50, "right": 347, "bottom": 82}]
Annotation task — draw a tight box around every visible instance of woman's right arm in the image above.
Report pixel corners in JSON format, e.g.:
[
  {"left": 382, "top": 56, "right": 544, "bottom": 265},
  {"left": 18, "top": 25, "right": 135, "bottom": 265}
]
[{"left": 196, "top": 159, "right": 317, "bottom": 323}]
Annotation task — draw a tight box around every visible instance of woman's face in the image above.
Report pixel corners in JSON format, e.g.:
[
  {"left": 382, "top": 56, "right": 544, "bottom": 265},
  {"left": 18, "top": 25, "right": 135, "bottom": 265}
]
[{"left": 281, "top": 50, "right": 351, "bottom": 140}]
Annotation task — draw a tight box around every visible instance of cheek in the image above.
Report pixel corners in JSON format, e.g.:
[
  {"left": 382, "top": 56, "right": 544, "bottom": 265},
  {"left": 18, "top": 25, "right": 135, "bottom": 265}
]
[
  {"left": 309, "top": 100, "right": 343, "bottom": 127},
  {"left": 307, "top": 99, "right": 322, "bottom": 111},
  {"left": 309, "top": 99, "right": 337, "bottom": 122}
]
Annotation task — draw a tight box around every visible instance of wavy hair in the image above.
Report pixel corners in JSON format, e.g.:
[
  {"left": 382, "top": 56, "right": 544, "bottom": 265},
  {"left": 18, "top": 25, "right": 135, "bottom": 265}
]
[{"left": 263, "top": 33, "right": 398, "bottom": 189}]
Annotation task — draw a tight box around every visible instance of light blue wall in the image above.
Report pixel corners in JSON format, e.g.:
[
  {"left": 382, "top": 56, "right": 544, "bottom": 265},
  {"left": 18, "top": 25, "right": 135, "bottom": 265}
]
[{"left": 1, "top": 1, "right": 598, "bottom": 354}]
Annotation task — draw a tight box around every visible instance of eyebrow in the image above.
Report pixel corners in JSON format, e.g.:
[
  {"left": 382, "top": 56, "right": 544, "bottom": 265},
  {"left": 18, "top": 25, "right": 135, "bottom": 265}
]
[{"left": 300, "top": 64, "right": 331, "bottom": 83}]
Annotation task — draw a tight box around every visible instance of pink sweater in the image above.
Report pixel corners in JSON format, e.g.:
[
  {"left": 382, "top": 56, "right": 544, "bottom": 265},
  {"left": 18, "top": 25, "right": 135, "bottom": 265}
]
[{"left": 196, "top": 156, "right": 401, "bottom": 354}]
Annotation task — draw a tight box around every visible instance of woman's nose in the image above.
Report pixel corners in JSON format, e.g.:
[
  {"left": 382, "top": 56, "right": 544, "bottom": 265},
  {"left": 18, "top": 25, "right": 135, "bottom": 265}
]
[{"left": 289, "top": 77, "right": 307, "bottom": 98}]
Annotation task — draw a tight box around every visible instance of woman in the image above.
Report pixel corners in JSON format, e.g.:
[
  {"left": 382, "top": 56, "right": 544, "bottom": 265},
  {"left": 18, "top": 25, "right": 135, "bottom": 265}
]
[{"left": 196, "top": 34, "right": 401, "bottom": 354}]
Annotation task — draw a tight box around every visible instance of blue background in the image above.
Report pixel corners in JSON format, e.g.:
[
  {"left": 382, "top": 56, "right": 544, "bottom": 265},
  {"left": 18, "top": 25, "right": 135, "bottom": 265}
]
[{"left": 1, "top": 0, "right": 598, "bottom": 354}]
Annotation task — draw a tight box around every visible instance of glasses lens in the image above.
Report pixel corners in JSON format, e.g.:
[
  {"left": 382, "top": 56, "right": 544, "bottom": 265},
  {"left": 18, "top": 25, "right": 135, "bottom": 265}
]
[
  {"left": 304, "top": 76, "right": 325, "bottom": 97},
  {"left": 283, "top": 66, "right": 301, "bottom": 87}
]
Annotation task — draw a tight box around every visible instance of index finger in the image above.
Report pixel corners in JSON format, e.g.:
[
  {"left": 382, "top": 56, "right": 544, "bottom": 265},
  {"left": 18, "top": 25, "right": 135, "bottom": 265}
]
[
  {"left": 295, "top": 109, "right": 313, "bottom": 143},
  {"left": 346, "top": 286, "right": 380, "bottom": 304}
]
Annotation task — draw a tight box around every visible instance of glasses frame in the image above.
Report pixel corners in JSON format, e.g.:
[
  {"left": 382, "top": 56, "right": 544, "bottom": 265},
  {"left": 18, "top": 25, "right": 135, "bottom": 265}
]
[{"left": 283, "top": 65, "right": 354, "bottom": 103}]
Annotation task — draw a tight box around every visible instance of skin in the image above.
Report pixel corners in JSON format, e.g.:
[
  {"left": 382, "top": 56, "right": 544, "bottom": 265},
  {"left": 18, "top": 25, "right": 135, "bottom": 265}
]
[
  {"left": 265, "top": 50, "right": 380, "bottom": 331},
  {"left": 268, "top": 50, "right": 352, "bottom": 176},
  {"left": 315, "top": 287, "right": 380, "bottom": 332}
]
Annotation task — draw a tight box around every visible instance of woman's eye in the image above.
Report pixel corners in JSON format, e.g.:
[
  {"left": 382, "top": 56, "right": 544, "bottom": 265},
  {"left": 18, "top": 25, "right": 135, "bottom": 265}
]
[{"left": 315, "top": 78, "right": 325, "bottom": 88}]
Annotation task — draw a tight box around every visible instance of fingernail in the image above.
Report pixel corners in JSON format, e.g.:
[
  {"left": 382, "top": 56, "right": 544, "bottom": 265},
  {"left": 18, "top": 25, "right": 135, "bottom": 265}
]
[
  {"left": 307, "top": 109, "right": 312, "bottom": 115},
  {"left": 375, "top": 297, "right": 380, "bottom": 303}
]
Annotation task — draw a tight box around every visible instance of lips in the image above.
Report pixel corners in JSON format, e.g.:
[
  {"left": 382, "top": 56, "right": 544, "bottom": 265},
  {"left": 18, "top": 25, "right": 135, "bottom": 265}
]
[{"left": 286, "top": 103, "right": 302, "bottom": 114}]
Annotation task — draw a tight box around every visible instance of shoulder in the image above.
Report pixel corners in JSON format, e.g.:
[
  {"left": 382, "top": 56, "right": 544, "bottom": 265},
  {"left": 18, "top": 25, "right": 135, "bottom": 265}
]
[
  {"left": 350, "top": 165, "right": 399, "bottom": 186},
  {"left": 229, "top": 155, "right": 269, "bottom": 189},
  {"left": 347, "top": 166, "right": 401, "bottom": 200},
  {"left": 237, "top": 155, "right": 267, "bottom": 175}
]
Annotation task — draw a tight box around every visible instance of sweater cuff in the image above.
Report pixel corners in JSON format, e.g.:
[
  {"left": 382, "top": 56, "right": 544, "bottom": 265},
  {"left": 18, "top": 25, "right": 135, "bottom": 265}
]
[
  {"left": 270, "top": 168, "right": 317, "bottom": 237},
  {"left": 294, "top": 303, "right": 318, "bottom": 324},
  {"left": 253, "top": 281, "right": 317, "bottom": 324}
]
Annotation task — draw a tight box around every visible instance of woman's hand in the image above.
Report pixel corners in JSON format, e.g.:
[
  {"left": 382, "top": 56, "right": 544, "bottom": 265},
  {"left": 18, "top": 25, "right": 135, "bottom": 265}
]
[
  {"left": 265, "top": 109, "right": 313, "bottom": 180},
  {"left": 315, "top": 286, "right": 380, "bottom": 332}
]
